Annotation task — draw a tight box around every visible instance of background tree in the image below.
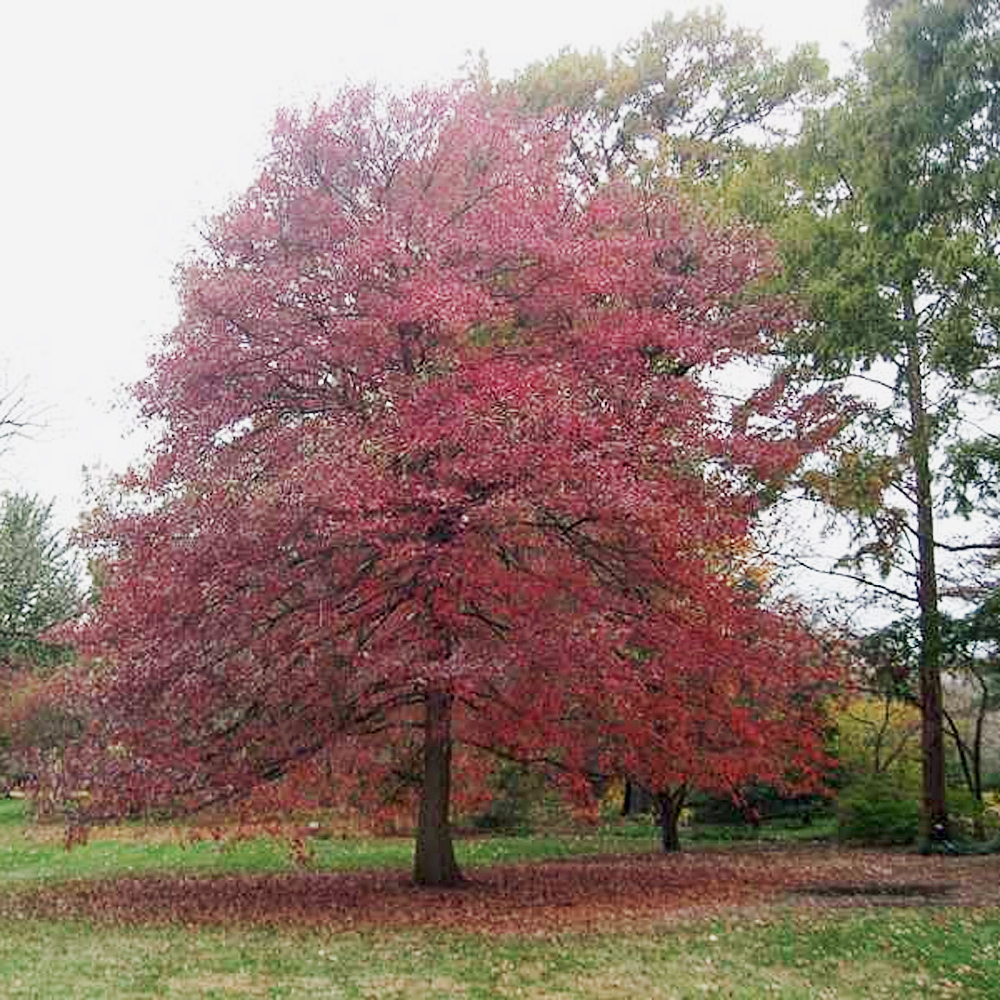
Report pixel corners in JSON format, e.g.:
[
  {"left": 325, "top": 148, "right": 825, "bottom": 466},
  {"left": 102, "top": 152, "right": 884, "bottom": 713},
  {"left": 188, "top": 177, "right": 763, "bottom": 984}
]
[
  {"left": 0, "top": 493, "right": 81, "bottom": 670},
  {"left": 61, "top": 85, "right": 841, "bottom": 885},
  {"left": 0, "top": 492, "right": 82, "bottom": 793},
  {"left": 836, "top": 692, "right": 922, "bottom": 786},
  {"left": 775, "top": 0, "right": 1000, "bottom": 847},
  {"left": 0, "top": 386, "right": 31, "bottom": 458},
  {"left": 861, "top": 608, "right": 1000, "bottom": 836},
  {"left": 512, "top": 8, "right": 828, "bottom": 188},
  {"left": 942, "top": 608, "right": 1000, "bottom": 836}
]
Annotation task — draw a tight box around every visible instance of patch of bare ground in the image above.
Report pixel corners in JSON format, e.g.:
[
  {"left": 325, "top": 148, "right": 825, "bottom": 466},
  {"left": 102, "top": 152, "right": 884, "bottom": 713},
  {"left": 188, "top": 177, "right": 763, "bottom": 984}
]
[{"left": 2, "top": 844, "right": 997, "bottom": 934}]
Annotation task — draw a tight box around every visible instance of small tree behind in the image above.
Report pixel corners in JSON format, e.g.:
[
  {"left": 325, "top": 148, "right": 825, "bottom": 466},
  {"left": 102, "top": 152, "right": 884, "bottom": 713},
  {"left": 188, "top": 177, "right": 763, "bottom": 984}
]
[
  {"left": 0, "top": 493, "right": 81, "bottom": 670},
  {"left": 595, "top": 598, "right": 839, "bottom": 852}
]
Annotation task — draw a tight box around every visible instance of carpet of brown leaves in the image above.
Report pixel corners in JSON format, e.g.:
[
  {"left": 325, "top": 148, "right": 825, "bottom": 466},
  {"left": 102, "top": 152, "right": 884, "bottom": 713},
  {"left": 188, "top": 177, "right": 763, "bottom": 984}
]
[{"left": 3, "top": 845, "right": 998, "bottom": 934}]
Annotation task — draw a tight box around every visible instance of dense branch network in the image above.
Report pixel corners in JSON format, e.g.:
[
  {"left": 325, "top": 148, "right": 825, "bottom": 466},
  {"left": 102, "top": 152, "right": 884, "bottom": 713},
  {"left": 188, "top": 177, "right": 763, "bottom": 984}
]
[{"left": 51, "top": 87, "right": 842, "bottom": 858}]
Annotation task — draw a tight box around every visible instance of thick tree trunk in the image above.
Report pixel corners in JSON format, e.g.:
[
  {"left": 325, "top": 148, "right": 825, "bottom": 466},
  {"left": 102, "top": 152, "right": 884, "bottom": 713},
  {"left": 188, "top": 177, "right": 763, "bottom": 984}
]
[
  {"left": 903, "top": 290, "right": 949, "bottom": 849},
  {"left": 413, "top": 688, "right": 463, "bottom": 886},
  {"left": 655, "top": 786, "right": 687, "bottom": 853}
]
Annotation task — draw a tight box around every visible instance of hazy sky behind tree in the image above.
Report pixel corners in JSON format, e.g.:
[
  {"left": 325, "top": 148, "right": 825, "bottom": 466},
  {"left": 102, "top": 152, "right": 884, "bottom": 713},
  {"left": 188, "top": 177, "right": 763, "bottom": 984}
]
[{"left": 0, "top": 0, "right": 867, "bottom": 529}]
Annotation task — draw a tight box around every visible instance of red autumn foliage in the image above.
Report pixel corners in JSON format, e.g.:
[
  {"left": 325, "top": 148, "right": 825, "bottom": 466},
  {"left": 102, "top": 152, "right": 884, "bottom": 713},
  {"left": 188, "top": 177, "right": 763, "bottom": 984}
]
[{"left": 54, "top": 84, "right": 843, "bottom": 883}]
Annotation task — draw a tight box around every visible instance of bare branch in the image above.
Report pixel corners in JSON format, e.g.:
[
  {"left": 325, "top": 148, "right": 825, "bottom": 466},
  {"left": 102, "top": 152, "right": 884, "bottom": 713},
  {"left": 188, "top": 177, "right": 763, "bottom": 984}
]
[
  {"left": 0, "top": 383, "right": 34, "bottom": 456},
  {"left": 784, "top": 554, "right": 918, "bottom": 603}
]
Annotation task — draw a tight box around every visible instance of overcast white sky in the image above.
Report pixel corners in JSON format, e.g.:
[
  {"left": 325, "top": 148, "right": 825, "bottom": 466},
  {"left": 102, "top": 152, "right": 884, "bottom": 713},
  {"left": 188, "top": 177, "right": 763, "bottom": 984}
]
[{"left": 0, "top": 0, "right": 868, "bottom": 530}]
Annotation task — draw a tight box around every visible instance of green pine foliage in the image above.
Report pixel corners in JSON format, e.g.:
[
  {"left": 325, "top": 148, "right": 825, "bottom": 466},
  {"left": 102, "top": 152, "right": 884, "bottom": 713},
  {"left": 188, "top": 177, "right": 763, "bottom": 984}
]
[{"left": 0, "top": 492, "right": 81, "bottom": 670}]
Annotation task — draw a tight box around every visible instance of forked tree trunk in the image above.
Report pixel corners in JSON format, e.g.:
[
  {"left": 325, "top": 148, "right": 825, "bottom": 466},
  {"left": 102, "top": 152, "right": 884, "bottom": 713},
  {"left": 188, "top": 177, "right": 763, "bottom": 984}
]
[
  {"left": 413, "top": 688, "right": 463, "bottom": 886},
  {"left": 655, "top": 785, "right": 687, "bottom": 853}
]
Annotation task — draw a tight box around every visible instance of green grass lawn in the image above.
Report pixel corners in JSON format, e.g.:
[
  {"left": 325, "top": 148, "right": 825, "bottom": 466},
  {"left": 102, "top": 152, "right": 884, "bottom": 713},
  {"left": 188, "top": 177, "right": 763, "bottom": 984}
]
[
  {"left": 0, "top": 798, "right": 661, "bottom": 883},
  {"left": 1, "top": 798, "right": 997, "bottom": 999},
  {"left": 2, "top": 910, "right": 998, "bottom": 998},
  {"left": 0, "top": 799, "right": 838, "bottom": 885}
]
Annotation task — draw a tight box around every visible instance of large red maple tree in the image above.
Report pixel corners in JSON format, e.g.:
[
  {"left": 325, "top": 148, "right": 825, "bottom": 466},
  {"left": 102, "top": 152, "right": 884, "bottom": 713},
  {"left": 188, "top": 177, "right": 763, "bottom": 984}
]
[{"left": 61, "top": 85, "right": 841, "bottom": 885}]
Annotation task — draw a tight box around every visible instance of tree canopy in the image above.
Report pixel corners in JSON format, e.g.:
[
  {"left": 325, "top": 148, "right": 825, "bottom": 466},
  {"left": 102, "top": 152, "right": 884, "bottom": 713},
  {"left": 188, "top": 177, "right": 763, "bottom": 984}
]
[
  {"left": 58, "top": 85, "right": 842, "bottom": 884},
  {"left": 512, "top": 8, "right": 828, "bottom": 187}
]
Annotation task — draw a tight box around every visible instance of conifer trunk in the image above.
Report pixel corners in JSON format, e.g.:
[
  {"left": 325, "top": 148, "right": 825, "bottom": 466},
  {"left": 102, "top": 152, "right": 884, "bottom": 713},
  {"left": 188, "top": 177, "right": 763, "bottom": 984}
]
[
  {"left": 904, "top": 288, "right": 949, "bottom": 849},
  {"left": 413, "top": 688, "right": 463, "bottom": 886}
]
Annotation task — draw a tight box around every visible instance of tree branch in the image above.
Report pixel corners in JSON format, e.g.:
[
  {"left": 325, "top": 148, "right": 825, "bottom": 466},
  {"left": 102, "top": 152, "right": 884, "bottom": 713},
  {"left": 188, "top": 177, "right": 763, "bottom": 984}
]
[{"left": 785, "top": 555, "right": 918, "bottom": 603}]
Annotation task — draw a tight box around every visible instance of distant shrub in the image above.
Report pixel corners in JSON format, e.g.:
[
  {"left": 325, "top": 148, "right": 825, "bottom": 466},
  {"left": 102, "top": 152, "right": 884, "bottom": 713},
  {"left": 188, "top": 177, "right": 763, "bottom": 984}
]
[
  {"left": 837, "top": 776, "right": 920, "bottom": 845},
  {"left": 469, "top": 763, "right": 550, "bottom": 833},
  {"left": 690, "top": 787, "right": 829, "bottom": 826},
  {"left": 949, "top": 788, "right": 1000, "bottom": 840}
]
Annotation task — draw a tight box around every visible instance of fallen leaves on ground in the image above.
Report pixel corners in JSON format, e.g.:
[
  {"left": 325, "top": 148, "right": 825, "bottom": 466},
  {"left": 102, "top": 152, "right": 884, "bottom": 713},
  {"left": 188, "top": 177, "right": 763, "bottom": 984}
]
[{"left": 1, "top": 845, "right": 997, "bottom": 934}]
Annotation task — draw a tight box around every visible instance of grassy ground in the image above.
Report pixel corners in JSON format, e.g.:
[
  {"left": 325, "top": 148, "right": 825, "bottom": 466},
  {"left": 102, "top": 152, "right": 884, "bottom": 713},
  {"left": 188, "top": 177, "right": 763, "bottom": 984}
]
[
  {"left": 1, "top": 799, "right": 998, "bottom": 999},
  {"left": 2, "top": 910, "right": 998, "bottom": 998},
  {"left": 0, "top": 799, "right": 661, "bottom": 882},
  {"left": 0, "top": 799, "right": 836, "bottom": 884}
]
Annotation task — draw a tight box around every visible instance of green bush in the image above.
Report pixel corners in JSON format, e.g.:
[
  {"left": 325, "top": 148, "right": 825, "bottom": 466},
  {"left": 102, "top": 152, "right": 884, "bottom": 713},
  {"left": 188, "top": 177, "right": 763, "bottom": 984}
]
[
  {"left": 837, "top": 776, "right": 920, "bottom": 845},
  {"left": 948, "top": 788, "right": 1000, "bottom": 840},
  {"left": 690, "top": 787, "right": 830, "bottom": 825},
  {"left": 468, "top": 764, "right": 550, "bottom": 833}
]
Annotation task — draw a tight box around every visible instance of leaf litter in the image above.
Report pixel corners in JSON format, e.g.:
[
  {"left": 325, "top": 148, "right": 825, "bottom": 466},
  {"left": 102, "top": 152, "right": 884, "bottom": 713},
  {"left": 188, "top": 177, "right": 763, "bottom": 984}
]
[{"left": 1, "top": 844, "right": 997, "bottom": 934}]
